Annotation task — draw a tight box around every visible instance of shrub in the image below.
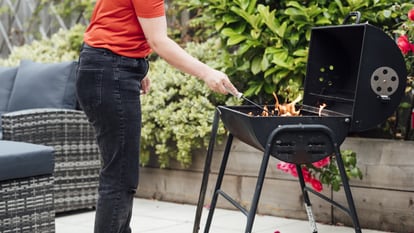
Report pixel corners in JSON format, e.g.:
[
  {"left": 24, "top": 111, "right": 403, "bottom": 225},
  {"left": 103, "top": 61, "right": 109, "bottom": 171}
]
[
  {"left": 185, "top": 0, "right": 412, "bottom": 104},
  {"left": 0, "top": 26, "right": 240, "bottom": 168},
  {"left": 0, "top": 24, "right": 85, "bottom": 66},
  {"left": 141, "top": 39, "right": 241, "bottom": 167}
]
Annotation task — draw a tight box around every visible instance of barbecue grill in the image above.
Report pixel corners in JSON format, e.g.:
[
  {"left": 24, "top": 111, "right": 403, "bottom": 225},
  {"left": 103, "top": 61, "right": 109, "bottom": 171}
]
[
  {"left": 193, "top": 12, "right": 407, "bottom": 233},
  {"left": 218, "top": 20, "right": 406, "bottom": 164}
]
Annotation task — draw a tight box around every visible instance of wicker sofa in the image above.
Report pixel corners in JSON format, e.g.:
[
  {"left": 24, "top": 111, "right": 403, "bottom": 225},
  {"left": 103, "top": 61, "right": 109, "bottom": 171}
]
[
  {"left": 0, "top": 60, "right": 100, "bottom": 213},
  {"left": 0, "top": 140, "right": 55, "bottom": 232}
]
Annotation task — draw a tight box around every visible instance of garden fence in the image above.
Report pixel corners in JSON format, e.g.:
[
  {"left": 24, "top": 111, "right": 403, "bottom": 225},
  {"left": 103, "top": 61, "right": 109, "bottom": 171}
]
[{"left": 0, "top": 0, "right": 88, "bottom": 58}]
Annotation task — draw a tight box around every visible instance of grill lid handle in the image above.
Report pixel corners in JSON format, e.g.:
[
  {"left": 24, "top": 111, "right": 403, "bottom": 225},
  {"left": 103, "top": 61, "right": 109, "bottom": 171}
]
[{"left": 342, "top": 11, "right": 361, "bottom": 24}]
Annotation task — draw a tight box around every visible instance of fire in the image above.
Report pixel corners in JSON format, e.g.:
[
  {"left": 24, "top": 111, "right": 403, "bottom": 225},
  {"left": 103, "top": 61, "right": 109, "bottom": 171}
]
[
  {"left": 273, "top": 92, "right": 301, "bottom": 116},
  {"left": 248, "top": 93, "right": 327, "bottom": 117},
  {"left": 262, "top": 105, "right": 270, "bottom": 116},
  {"left": 318, "top": 103, "right": 327, "bottom": 117}
]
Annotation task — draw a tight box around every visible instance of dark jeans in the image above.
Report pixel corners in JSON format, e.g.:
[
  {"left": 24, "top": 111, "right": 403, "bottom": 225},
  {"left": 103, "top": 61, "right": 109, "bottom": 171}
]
[{"left": 76, "top": 44, "right": 149, "bottom": 233}]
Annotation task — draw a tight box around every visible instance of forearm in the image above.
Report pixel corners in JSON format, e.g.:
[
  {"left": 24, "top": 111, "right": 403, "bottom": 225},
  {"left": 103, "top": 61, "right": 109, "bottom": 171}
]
[
  {"left": 149, "top": 37, "right": 212, "bottom": 81},
  {"left": 138, "top": 16, "right": 238, "bottom": 95}
]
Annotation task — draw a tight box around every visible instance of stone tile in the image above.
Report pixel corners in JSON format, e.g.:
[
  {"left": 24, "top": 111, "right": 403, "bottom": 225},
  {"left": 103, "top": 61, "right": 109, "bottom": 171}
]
[{"left": 55, "top": 198, "right": 390, "bottom": 233}]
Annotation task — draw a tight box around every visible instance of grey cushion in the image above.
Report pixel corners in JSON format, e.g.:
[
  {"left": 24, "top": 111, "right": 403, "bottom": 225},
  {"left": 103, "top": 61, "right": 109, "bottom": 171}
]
[
  {"left": 0, "top": 66, "right": 18, "bottom": 112},
  {"left": 7, "top": 60, "right": 78, "bottom": 112},
  {"left": 0, "top": 66, "right": 18, "bottom": 138},
  {"left": 0, "top": 140, "right": 54, "bottom": 181}
]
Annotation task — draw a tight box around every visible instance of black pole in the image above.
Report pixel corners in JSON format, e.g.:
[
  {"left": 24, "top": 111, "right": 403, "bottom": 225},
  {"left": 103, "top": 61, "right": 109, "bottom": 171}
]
[
  {"left": 203, "top": 134, "right": 234, "bottom": 233},
  {"left": 192, "top": 109, "right": 220, "bottom": 233},
  {"left": 296, "top": 164, "right": 318, "bottom": 233},
  {"left": 334, "top": 147, "right": 362, "bottom": 233}
]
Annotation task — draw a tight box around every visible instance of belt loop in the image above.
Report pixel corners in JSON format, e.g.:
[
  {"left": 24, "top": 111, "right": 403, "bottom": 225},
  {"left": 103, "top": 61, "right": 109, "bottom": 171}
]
[{"left": 80, "top": 42, "right": 85, "bottom": 52}]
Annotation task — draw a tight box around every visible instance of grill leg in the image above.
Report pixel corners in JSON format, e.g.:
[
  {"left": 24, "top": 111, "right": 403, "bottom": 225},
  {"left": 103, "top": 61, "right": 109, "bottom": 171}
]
[
  {"left": 334, "top": 149, "right": 362, "bottom": 233},
  {"left": 203, "top": 134, "right": 234, "bottom": 233},
  {"left": 193, "top": 110, "right": 220, "bottom": 233},
  {"left": 244, "top": 145, "right": 272, "bottom": 233},
  {"left": 297, "top": 165, "right": 318, "bottom": 233}
]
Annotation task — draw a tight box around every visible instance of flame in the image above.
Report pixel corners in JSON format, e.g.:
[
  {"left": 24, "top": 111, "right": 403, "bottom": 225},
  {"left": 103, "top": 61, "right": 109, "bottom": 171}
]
[
  {"left": 262, "top": 105, "right": 269, "bottom": 117},
  {"left": 318, "top": 103, "right": 327, "bottom": 116},
  {"left": 253, "top": 93, "right": 331, "bottom": 118},
  {"left": 273, "top": 92, "right": 302, "bottom": 116}
]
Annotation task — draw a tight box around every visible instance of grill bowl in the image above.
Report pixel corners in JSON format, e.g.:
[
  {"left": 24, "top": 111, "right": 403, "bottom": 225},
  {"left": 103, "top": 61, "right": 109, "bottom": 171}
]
[{"left": 218, "top": 105, "right": 351, "bottom": 163}]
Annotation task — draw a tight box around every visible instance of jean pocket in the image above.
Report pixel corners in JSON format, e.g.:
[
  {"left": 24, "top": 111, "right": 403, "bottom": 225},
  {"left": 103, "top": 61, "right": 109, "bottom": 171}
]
[{"left": 76, "top": 68, "right": 103, "bottom": 110}]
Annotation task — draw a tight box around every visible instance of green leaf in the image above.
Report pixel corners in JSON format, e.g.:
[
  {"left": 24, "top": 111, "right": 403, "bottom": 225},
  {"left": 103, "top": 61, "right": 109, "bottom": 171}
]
[
  {"left": 350, "top": 167, "right": 361, "bottom": 178},
  {"left": 284, "top": 7, "right": 303, "bottom": 17},
  {"left": 245, "top": 82, "right": 263, "bottom": 96},
  {"left": 251, "top": 56, "right": 263, "bottom": 74},
  {"left": 215, "top": 21, "right": 225, "bottom": 31},
  {"left": 261, "top": 55, "right": 270, "bottom": 71},
  {"left": 293, "top": 49, "right": 308, "bottom": 57},
  {"left": 264, "top": 66, "right": 277, "bottom": 78},
  {"left": 221, "top": 28, "right": 247, "bottom": 45},
  {"left": 227, "top": 35, "right": 247, "bottom": 45},
  {"left": 275, "top": 21, "right": 288, "bottom": 38},
  {"left": 332, "top": 180, "right": 340, "bottom": 192},
  {"left": 223, "top": 13, "right": 240, "bottom": 24},
  {"left": 271, "top": 51, "right": 290, "bottom": 69},
  {"left": 257, "top": 4, "right": 278, "bottom": 34},
  {"left": 382, "top": 10, "right": 391, "bottom": 18},
  {"left": 250, "top": 28, "right": 262, "bottom": 39},
  {"left": 399, "top": 102, "right": 411, "bottom": 109},
  {"left": 315, "top": 17, "right": 331, "bottom": 25},
  {"left": 237, "top": 43, "right": 252, "bottom": 56},
  {"left": 334, "top": 0, "right": 345, "bottom": 15},
  {"left": 230, "top": 6, "right": 261, "bottom": 29}
]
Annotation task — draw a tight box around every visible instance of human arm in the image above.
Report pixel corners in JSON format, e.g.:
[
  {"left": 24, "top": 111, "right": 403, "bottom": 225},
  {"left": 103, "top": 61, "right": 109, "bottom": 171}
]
[{"left": 137, "top": 16, "right": 238, "bottom": 95}]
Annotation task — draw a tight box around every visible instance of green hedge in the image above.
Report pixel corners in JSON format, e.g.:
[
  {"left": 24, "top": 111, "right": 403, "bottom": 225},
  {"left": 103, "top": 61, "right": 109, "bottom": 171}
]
[
  {"left": 141, "top": 39, "right": 242, "bottom": 167},
  {"left": 186, "top": 0, "right": 414, "bottom": 103},
  {"left": 0, "top": 27, "right": 240, "bottom": 167}
]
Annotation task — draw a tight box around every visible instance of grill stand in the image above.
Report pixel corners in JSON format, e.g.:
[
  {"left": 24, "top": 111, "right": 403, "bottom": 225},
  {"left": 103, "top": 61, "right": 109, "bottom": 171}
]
[{"left": 193, "top": 109, "right": 362, "bottom": 233}]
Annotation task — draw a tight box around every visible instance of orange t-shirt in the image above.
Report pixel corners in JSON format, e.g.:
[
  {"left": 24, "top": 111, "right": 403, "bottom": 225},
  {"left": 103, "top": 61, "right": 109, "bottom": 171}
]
[{"left": 84, "top": 0, "right": 165, "bottom": 58}]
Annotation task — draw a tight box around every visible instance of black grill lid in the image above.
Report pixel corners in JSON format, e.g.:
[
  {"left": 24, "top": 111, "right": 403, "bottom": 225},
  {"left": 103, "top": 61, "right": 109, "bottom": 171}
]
[{"left": 303, "top": 23, "right": 407, "bottom": 132}]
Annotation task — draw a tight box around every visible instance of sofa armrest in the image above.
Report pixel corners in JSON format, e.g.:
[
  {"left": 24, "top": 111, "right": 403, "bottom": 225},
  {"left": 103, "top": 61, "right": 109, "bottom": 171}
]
[
  {"left": 2, "top": 108, "right": 94, "bottom": 144},
  {"left": 1, "top": 108, "right": 101, "bottom": 213}
]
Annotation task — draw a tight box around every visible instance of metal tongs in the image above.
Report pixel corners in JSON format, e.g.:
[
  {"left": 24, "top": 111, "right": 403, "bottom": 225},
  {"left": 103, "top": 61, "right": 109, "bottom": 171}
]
[{"left": 226, "top": 87, "right": 273, "bottom": 115}]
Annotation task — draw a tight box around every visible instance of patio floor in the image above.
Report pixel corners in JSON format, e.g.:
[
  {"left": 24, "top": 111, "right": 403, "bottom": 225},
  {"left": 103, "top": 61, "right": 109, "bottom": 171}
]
[{"left": 55, "top": 197, "right": 390, "bottom": 233}]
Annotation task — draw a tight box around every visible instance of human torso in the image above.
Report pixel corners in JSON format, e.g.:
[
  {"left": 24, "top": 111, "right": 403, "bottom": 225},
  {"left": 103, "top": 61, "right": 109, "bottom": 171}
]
[{"left": 84, "top": 0, "right": 165, "bottom": 58}]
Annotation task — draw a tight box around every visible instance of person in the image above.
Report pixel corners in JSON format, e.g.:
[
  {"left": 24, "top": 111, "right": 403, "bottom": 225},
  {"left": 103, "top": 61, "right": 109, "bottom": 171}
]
[{"left": 75, "top": 1, "right": 239, "bottom": 233}]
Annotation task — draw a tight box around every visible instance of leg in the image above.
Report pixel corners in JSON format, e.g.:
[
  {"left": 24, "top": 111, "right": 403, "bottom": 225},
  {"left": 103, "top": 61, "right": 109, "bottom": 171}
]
[
  {"left": 334, "top": 149, "right": 362, "bottom": 233},
  {"left": 296, "top": 165, "right": 318, "bottom": 233},
  {"left": 203, "top": 134, "right": 234, "bottom": 233},
  {"left": 244, "top": 146, "right": 272, "bottom": 233},
  {"left": 76, "top": 46, "right": 148, "bottom": 233},
  {"left": 193, "top": 110, "right": 220, "bottom": 233}
]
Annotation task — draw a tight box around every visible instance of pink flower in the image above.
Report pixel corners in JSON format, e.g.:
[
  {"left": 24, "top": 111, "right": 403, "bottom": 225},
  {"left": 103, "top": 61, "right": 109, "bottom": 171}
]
[
  {"left": 397, "top": 35, "right": 413, "bottom": 55},
  {"left": 276, "top": 162, "right": 298, "bottom": 177},
  {"left": 310, "top": 178, "right": 323, "bottom": 192},
  {"left": 408, "top": 8, "right": 414, "bottom": 21},
  {"left": 276, "top": 162, "right": 324, "bottom": 192},
  {"left": 276, "top": 161, "right": 291, "bottom": 172},
  {"left": 312, "top": 156, "right": 330, "bottom": 168},
  {"left": 289, "top": 165, "right": 298, "bottom": 177}
]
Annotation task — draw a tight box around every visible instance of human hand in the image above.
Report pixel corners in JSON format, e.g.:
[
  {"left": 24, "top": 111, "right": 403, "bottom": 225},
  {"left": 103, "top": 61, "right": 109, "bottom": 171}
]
[
  {"left": 141, "top": 76, "right": 151, "bottom": 94},
  {"left": 202, "top": 69, "right": 239, "bottom": 96}
]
